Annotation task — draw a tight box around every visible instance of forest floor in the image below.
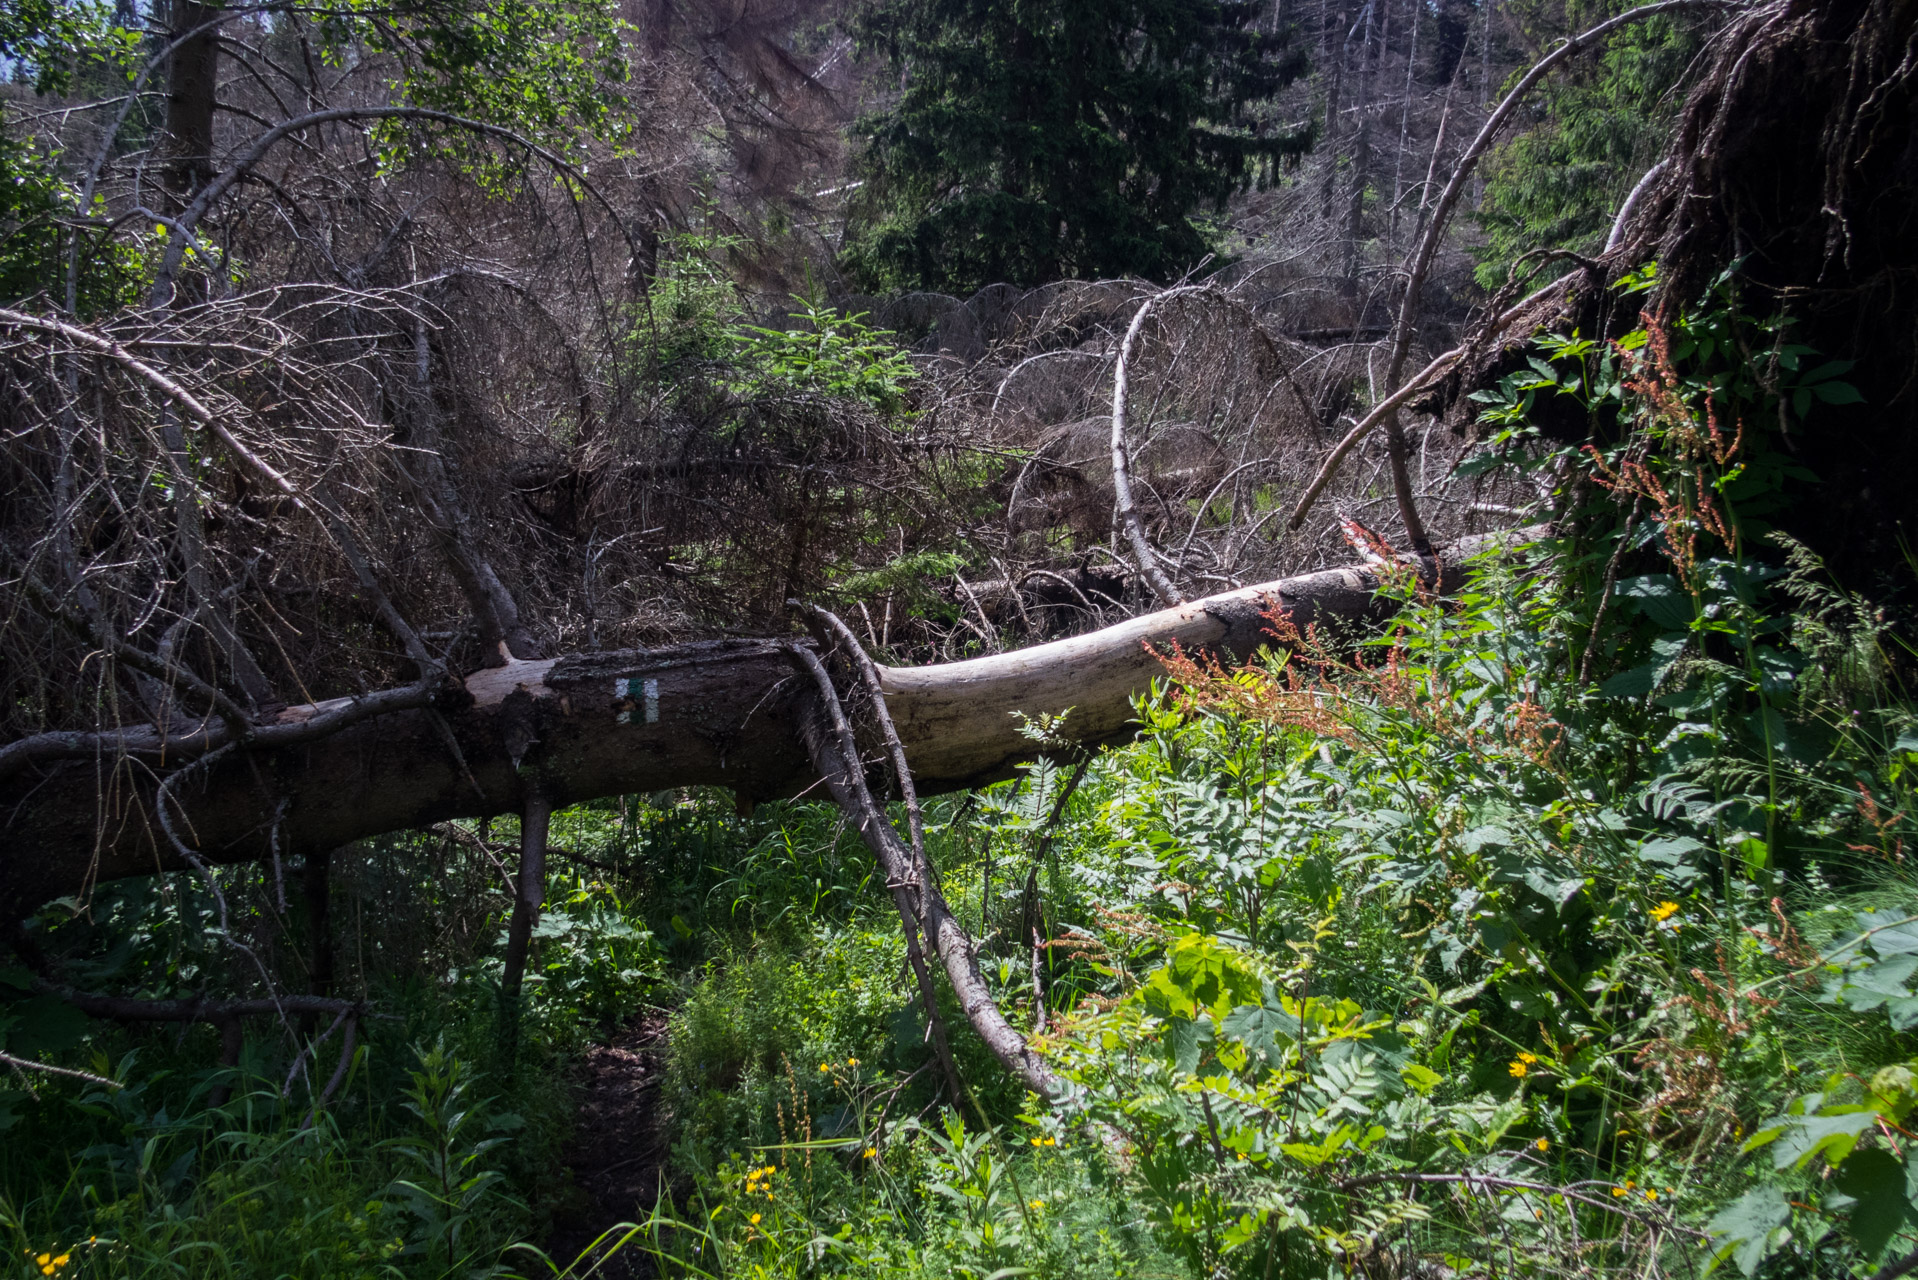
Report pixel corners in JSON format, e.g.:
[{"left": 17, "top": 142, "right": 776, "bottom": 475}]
[{"left": 546, "top": 1010, "right": 674, "bottom": 1277}]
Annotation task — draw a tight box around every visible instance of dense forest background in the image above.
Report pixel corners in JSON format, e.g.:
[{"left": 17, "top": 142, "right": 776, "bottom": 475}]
[{"left": 3, "top": 0, "right": 1918, "bottom": 1277}]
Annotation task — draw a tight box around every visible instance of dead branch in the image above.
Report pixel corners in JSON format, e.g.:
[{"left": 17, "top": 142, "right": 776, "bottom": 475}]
[
  {"left": 792, "top": 601, "right": 966, "bottom": 1101},
  {"left": 784, "top": 641, "right": 1059, "bottom": 1097},
  {"left": 1112, "top": 285, "right": 1210, "bottom": 606}
]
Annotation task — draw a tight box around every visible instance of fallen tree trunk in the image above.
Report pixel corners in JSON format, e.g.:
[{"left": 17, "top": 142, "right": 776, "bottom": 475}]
[{"left": 0, "top": 530, "right": 1533, "bottom": 918}]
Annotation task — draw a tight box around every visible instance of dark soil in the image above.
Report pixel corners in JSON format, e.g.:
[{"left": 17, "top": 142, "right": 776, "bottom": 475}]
[{"left": 544, "top": 1011, "right": 673, "bottom": 1277}]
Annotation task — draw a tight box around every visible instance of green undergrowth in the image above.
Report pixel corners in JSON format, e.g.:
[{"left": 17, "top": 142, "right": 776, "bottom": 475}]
[{"left": 621, "top": 270, "right": 1918, "bottom": 1280}]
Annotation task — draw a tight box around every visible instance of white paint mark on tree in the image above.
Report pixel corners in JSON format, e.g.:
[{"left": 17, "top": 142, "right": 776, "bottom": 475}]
[{"left": 612, "top": 677, "right": 660, "bottom": 724}]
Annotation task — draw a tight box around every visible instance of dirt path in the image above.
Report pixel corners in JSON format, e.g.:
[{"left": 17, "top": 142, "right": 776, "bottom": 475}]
[{"left": 545, "top": 1010, "right": 673, "bottom": 1276}]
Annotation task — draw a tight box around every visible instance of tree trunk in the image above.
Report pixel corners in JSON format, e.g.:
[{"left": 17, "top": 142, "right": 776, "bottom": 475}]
[
  {"left": 162, "top": 2, "right": 224, "bottom": 204},
  {"left": 0, "top": 532, "right": 1532, "bottom": 919},
  {"left": 497, "top": 793, "right": 550, "bottom": 1065},
  {"left": 301, "top": 847, "right": 333, "bottom": 1037}
]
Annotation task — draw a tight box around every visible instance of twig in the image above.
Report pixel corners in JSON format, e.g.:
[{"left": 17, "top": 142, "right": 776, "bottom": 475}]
[
  {"left": 0, "top": 1049, "right": 122, "bottom": 1089},
  {"left": 301, "top": 1014, "right": 359, "bottom": 1130},
  {"left": 787, "top": 607, "right": 962, "bottom": 1101},
  {"left": 147, "top": 105, "right": 639, "bottom": 307}
]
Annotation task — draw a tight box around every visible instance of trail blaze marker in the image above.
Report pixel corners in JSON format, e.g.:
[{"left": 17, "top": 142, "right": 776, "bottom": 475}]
[{"left": 613, "top": 677, "right": 660, "bottom": 725}]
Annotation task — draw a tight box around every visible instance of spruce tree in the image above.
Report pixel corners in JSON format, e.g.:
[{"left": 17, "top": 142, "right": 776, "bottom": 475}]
[
  {"left": 1474, "top": 1, "right": 1715, "bottom": 288},
  {"left": 844, "top": 0, "right": 1311, "bottom": 294}
]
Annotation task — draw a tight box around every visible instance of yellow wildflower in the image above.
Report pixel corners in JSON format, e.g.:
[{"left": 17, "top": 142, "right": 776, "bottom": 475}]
[
  {"left": 1651, "top": 900, "right": 1681, "bottom": 923},
  {"left": 1043, "top": 1136, "right": 1057, "bottom": 1146},
  {"left": 1535, "top": 1138, "right": 1549, "bottom": 1151},
  {"left": 1645, "top": 1190, "right": 1658, "bottom": 1201},
  {"left": 847, "top": 1058, "right": 859, "bottom": 1066},
  {"left": 750, "top": 1213, "right": 761, "bottom": 1225},
  {"left": 1611, "top": 1187, "right": 1627, "bottom": 1198},
  {"left": 1028, "top": 1199, "right": 1044, "bottom": 1211},
  {"left": 863, "top": 1147, "right": 877, "bottom": 1158},
  {"left": 819, "top": 1063, "right": 830, "bottom": 1072},
  {"left": 1031, "top": 1137, "right": 1043, "bottom": 1146},
  {"left": 1509, "top": 1060, "right": 1529, "bottom": 1078}
]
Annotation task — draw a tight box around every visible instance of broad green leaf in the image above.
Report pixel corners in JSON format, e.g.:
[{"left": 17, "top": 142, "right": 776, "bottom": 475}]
[
  {"left": 1220, "top": 1002, "right": 1303, "bottom": 1065},
  {"left": 1599, "top": 664, "right": 1656, "bottom": 698},
  {"left": 1617, "top": 575, "right": 1695, "bottom": 630},
  {"left": 1400, "top": 1063, "right": 1441, "bottom": 1096},
  {"left": 1764, "top": 1110, "right": 1880, "bottom": 1170},
  {"left": 1834, "top": 1147, "right": 1911, "bottom": 1258},
  {"left": 1708, "top": 1186, "right": 1792, "bottom": 1276}
]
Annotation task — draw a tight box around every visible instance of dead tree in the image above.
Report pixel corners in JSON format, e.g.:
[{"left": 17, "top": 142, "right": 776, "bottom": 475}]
[{"left": 0, "top": 529, "right": 1533, "bottom": 921}]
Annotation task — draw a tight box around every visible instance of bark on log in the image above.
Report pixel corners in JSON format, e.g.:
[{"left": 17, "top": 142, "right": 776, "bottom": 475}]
[{"left": 0, "top": 530, "right": 1534, "bottom": 918}]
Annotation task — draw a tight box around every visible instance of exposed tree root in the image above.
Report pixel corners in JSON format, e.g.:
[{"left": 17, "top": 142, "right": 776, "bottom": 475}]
[{"left": 1433, "top": 0, "right": 1918, "bottom": 609}]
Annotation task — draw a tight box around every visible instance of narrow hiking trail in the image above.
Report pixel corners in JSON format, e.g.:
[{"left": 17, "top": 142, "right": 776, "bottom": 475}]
[{"left": 547, "top": 1011, "right": 673, "bottom": 1275}]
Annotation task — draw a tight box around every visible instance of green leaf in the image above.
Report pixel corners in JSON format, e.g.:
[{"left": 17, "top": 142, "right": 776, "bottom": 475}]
[
  {"left": 1802, "top": 359, "right": 1855, "bottom": 383},
  {"left": 1400, "top": 1063, "right": 1441, "bottom": 1096},
  {"left": 1278, "top": 1123, "right": 1357, "bottom": 1167},
  {"left": 1164, "top": 1017, "right": 1205, "bottom": 1075},
  {"left": 1220, "top": 1002, "right": 1302, "bottom": 1065},
  {"left": 1764, "top": 1110, "right": 1880, "bottom": 1170},
  {"left": 1707, "top": 1186, "right": 1791, "bottom": 1276},
  {"left": 1637, "top": 835, "right": 1706, "bottom": 867},
  {"left": 1835, "top": 1148, "right": 1912, "bottom": 1258},
  {"left": 1454, "top": 449, "right": 1509, "bottom": 478},
  {"left": 1600, "top": 664, "right": 1657, "bottom": 698},
  {"left": 1834, "top": 956, "right": 1918, "bottom": 1011},
  {"left": 1862, "top": 912, "right": 1918, "bottom": 955},
  {"left": 1616, "top": 575, "right": 1695, "bottom": 630}
]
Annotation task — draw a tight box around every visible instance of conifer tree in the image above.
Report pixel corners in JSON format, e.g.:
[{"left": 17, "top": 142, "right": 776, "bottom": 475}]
[
  {"left": 1474, "top": 1, "right": 1715, "bottom": 287},
  {"left": 844, "top": 0, "right": 1311, "bottom": 294}
]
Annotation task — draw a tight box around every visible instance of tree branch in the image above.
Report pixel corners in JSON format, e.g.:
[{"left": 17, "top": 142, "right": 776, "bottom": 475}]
[
  {"left": 1112, "top": 286, "right": 1208, "bottom": 606},
  {"left": 784, "top": 642, "right": 1059, "bottom": 1098},
  {"left": 792, "top": 602, "right": 964, "bottom": 1101}
]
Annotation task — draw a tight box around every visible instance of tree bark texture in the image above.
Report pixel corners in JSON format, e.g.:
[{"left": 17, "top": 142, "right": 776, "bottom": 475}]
[
  {"left": 162, "top": 2, "right": 224, "bottom": 203},
  {"left": 0, "top": 535, "right": 1525, "bottom": 918}
]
